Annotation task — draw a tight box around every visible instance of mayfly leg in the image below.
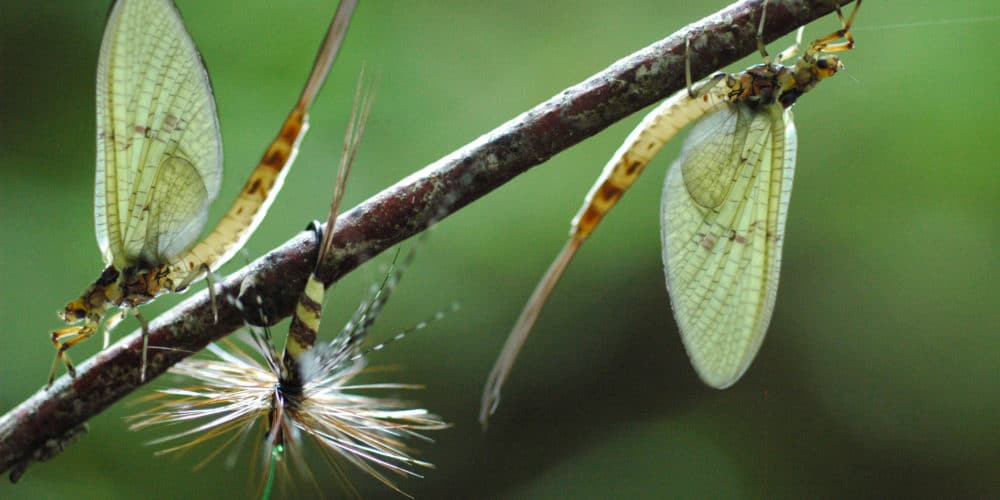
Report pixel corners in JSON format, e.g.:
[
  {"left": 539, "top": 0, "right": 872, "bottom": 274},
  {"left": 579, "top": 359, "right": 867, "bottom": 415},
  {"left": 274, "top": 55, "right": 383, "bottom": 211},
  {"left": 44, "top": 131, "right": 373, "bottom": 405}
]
[
  {"left": 810, "top": 0, "right": 860, "bottom": 53},
  {"left": 773, "top": 28, "right": 805, "bottom": 64},
  {"left": 480, "top": 36, "right": 728, "bottom": 427},
  {"left": 280, "top": 70, "right": 376, "bottom": 391}
]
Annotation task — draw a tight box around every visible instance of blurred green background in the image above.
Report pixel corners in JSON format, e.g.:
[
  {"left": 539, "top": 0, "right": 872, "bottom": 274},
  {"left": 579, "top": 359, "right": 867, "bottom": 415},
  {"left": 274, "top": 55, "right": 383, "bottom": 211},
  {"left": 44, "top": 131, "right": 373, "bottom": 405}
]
[{"left": 2, "top": 1, "right": 998, "bottom": 498}]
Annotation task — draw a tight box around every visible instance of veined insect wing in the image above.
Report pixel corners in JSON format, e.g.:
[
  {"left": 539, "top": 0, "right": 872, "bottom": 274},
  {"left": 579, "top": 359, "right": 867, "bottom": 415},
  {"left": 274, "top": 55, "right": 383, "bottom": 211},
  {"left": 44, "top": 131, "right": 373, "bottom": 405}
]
[
  {"left": 661, "top": 102, "right": 795, "bottom": 388},
  {"left": 95, "top": 0, "right": 223, "bottom": 269}
]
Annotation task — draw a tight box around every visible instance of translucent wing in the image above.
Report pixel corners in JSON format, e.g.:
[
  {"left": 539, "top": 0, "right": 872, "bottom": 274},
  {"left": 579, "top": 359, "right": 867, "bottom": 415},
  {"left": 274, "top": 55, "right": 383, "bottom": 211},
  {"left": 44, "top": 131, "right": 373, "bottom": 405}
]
[
  {"left": 95, "top": 0, "right": 222, "bottom": 267},
  {"left": 660, "top": 102, "right": 796, "bottom": 388}
]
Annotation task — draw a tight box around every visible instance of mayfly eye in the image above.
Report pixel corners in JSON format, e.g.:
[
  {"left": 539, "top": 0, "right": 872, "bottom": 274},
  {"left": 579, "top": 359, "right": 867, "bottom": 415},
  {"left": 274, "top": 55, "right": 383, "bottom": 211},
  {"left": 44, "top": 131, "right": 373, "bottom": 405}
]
[
  {"left": 62, "top": 305, "right": 86, "bottom": 322},
  {"left": 817, "top": 55, "right": 841, "bottom": 70}
]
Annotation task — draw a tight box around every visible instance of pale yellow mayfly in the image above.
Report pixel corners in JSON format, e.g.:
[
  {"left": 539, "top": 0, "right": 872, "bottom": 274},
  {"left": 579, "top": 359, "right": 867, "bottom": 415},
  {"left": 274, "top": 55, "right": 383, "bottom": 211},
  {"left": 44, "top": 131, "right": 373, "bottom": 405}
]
[
  {"left": 482, "top": 0, "right": 861, "bottom": 425},
  {"left": 48, "top": 0, "right": 358, "bottom": 386}
]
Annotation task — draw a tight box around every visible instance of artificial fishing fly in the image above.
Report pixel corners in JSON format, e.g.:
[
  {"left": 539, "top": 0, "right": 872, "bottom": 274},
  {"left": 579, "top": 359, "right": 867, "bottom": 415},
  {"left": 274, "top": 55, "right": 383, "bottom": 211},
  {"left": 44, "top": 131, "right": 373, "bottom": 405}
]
[{"left": 131, "top": 71, "right": 449, "bottom": 498}]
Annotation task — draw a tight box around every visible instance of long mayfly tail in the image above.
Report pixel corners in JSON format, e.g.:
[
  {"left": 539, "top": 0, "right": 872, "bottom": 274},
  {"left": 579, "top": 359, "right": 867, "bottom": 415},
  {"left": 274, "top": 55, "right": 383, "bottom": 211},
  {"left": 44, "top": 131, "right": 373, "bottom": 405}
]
[
  {"left": 479, "top": 81, "right": 726, "bottom": 428},
  {"left": 167, "top": 0, "right": 359, "bottom": 290},
  {"left": 282, "top": 71, "right": 377, "bottom": 389},
  {"left": 296, "top": 0, "right": 358, "bottom": 112}
]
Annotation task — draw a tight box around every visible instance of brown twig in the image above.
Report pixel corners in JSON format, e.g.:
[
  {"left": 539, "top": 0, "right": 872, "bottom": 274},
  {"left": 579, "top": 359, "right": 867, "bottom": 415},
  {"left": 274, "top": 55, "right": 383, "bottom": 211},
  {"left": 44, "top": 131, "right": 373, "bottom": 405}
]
[{"left": 0, "top": 0, "right": 853, "bottom": 481}]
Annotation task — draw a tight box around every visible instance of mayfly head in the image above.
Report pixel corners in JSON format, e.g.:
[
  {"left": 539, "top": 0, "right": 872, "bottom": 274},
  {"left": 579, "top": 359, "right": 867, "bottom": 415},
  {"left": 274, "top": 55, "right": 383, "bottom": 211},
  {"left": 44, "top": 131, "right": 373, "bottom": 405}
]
[{"left": 782, "top": 0, "right": 860, "bottom": 104}]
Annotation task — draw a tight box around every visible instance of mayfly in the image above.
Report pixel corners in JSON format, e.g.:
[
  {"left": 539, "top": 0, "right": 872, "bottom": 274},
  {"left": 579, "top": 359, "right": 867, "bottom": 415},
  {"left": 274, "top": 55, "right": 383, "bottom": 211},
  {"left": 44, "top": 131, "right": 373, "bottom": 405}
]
[
  {"left": 131, "top": 75, "right": 449, "bottom": 498},
  {"left": 481, "top": 0, "right": 861, "bottom": 425},
  {"left": 48, "top": 0, "right": 357, "bottom": 386}
]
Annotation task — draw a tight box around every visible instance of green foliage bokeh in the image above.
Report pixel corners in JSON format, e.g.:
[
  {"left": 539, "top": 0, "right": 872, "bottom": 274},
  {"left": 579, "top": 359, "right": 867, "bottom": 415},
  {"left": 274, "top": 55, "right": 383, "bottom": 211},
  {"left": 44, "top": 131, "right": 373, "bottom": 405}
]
[{"left": 1, "top": 1, "right": 998, "bottom": 498}]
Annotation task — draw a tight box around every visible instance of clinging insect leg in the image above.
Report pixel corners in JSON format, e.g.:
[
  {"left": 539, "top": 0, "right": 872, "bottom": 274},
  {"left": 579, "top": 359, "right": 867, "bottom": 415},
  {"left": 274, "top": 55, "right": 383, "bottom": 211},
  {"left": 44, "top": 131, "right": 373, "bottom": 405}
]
[
  {"left": 807, "top": 0, "right": 860, "bottom": 53},
  {"left": 48, "top": 352, "right": 66, "bottom": 387},
  {"left": 170, "top": 262, "right": 224, "bottom": 324},
  {"left": 834, "top": 0, "right": 861, "bottom": 38},
  {"left": 685, "top": 38, "right": 695, "bottom": 98},
  {"left": 134, "top": 309, "right": 151, "bottom": 382},
  {"left": 103, "top": 309, "right": 127, "bottom": 349},
  {"left": 775, "top": 28, "right": 804, "bottom": 64},
  {"left": 755, "top": 0, "right": 813, "bottom": 63},
  {"left": 757, "top": 0, "right": 771, "bottom": 61},
  {"left": 684, "top": 37, "right": 727, "bottom": 99},
  {"left": 49, "top": 325, "right": 92, "bottom": 385},
  {"left": 200, "top": 263, "right": 220, "bottom": 323}
]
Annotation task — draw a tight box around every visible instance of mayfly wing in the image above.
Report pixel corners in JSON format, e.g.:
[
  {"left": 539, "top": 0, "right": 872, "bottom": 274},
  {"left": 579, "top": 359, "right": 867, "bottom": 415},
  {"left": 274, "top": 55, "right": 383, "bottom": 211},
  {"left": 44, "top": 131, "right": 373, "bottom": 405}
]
[
  {"left": 95, "top": 0, "right": 222, "bottom": 269},
  {"left": 661, "top": 103, "right": 795, "bottom": 388}
]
